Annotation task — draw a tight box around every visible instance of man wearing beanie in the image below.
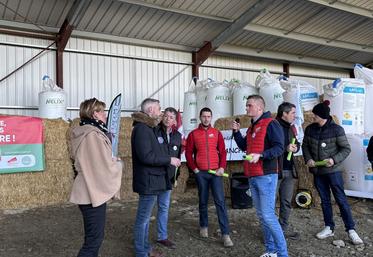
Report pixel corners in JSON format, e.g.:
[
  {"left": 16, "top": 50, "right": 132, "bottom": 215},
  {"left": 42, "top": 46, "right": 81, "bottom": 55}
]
[{"left": 302, "top": 100, "right": 363, "bottom": 245}]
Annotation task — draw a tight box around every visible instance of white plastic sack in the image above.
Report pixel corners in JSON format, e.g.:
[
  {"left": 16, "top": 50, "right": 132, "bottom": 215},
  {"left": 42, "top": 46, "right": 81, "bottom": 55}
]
[
  {"left": 38, "top": 75, "right": 66, "bottom": 119},
  {"left": 323, "top": 78, "right": 365, "bottom": 134},
  {"left": 255, "top": 69, "right": 284, "bottom": 113},
  {"left": 354, "top": 64, "right": 373, "bottom": 133},
  {"left": 343, "top": 134, "right": 373, "bottom": 193},
  {"left": 232, "top": 82, "right": 258, "bottom": 115},
  {"left": 206, "top": 81, "right": 232, "bottom": 126},
  {"left": 279, "top": 76, "right": 319, "bottom": 111}
]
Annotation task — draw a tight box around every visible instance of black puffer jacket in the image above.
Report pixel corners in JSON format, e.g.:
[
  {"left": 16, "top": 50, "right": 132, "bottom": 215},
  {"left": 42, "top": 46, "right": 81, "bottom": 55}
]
[
  {"left": 276, "top": 117, "right": 300, "bottom": 178},
  {"left": 131, "top": 112, "right": 171, "bottom": 195},
  {"left": 302, "top": 118, "right": 351, "bottom": 175},
  {"left": 367, "top": 136, "right": 373, "bottom": 169},
  {"left": 155, "top": 124, "right": 182, "bottom": 189}
]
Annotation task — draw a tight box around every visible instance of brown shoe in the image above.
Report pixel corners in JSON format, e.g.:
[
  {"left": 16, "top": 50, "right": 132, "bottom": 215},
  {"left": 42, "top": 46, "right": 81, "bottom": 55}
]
[
  {"left": 157, "top": 239, "right": 176, "bottom": 249},
  {"left": 149, "top": 249, "right": 164, "bottom": 257}
]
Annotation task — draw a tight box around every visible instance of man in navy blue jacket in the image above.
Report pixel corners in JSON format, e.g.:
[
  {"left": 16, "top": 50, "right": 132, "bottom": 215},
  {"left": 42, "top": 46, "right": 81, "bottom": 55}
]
[
  {"left": 131, "top": 98, "right": 181, "bottom": 257},
  {"left": 232, "top": 95, "right": 287, "bottom": 257}
]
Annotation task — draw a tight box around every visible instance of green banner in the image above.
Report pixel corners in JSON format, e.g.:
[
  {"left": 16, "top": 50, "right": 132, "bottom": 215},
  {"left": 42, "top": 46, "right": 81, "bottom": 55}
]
[{"left": 0, "top": 144, "right": 45, "bottom": 174}]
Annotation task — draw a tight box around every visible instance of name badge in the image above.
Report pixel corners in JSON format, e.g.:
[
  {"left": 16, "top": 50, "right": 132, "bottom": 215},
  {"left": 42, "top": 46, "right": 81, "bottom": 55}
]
[{"left": 157, "top": 137, "right": 164, "bottom": 144}]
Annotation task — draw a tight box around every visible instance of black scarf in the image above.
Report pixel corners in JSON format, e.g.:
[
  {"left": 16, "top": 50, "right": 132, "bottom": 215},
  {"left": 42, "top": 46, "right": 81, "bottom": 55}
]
[{"left": 80, "top": 118, "right": 111, "bottom": 138}]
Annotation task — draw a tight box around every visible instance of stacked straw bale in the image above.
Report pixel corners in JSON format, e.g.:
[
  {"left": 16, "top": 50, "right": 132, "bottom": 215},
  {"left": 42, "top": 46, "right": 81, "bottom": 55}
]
[
  {"left": 0, "top": 118, "right": 73, "bottom": 209},
  {"left": 173, "top": 164, "right": 190, "bottom": 195}
]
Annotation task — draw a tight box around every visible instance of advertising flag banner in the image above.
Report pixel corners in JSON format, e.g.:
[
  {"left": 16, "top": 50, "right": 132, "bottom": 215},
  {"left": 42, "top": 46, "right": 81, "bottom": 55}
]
[
  {"left": 0, "top": 116, "right": 45, "bottom": 174},
  {"left": 107, "top": 94, "right": 122, "bottom": 157}
]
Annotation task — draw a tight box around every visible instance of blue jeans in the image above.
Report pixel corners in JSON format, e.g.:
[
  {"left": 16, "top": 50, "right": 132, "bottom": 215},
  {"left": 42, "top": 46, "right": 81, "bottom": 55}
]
[
  {"left": 134, "top": 194, "right": 157, "bottom": 257},
  {"left": 314, "top": 172, "right": 355, "bottom": 231},
  {"left": 195, "top": 171, "right": 230, "bottom": 235},
  {"left": 157, "top": 190, "right": 171, "bottom": 240},
  {"left": 78, "top": 203, "right": 106, "bottom": 257},
  {"left": 250, "top": 174, "right": 288, "bottom": 257}
]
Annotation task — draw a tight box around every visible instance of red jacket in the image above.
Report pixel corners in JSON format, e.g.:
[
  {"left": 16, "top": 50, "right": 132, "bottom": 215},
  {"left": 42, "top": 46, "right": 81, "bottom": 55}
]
[
  {"left": 185, "top": 124, "right": 227, "bottom": 171},
  {"left": 244, "top": 117, "right": 279, "bottom": 177}
]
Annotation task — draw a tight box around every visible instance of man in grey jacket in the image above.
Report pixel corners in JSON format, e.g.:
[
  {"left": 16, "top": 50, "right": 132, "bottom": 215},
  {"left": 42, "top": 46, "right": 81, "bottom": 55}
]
[{"left": 302, "top": 100, "right": 363, "bottom": 245}]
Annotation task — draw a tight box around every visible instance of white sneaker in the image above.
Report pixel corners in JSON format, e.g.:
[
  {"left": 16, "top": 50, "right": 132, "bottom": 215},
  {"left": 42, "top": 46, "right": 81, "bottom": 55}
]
[
  {"left": 348, "top": 230, "right": 363, "bottom": 245},
  {"left": 316, "top": 226, "right": 334, "bottom": 239},
  {"left": 200, "top": 227, "right": 208, "bottom": 238},
  {"left": 259, "top": 253, "right": 277, "bottom": 257},
  {"left": 222, "top": 235, "right": 234, "bottom": 247}
]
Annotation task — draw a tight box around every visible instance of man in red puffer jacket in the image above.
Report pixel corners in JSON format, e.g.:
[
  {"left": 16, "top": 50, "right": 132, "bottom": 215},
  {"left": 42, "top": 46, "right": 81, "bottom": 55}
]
[{"left": 185, "top": 107, "right": 233, "bottom": 248}]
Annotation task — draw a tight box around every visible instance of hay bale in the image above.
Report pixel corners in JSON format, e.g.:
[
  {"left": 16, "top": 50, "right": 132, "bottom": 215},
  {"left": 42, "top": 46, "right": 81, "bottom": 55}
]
[
  {"left": 173, "top": 164, "right": 190, "bottom": 195},
  {"left": 43, "top": 119, "right": 71, "bottom": 161},
  {"left": 119, "top": 117, "right": 133, "bottom": 158},
  {"left": 119, "top": 157, "right": 137, "bottom": 200},
  {"left": 214, "top": 115, "right": 251, "bottom": 131},
  {"left": 0, "top": 160, "right": 73, "bottom": 209}
]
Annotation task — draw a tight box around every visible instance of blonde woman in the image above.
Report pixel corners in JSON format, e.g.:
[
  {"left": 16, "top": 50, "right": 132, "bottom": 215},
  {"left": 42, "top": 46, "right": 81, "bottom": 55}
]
[{"left": 70, "top": 98, "right": 122, "bottom": 257}]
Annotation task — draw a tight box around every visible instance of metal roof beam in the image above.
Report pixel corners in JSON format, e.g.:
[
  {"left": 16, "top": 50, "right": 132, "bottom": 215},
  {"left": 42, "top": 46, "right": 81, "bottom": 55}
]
[
  {"left": 71, "top": 30, "right": 195, "bottom": 52},
  {"left": 210, "top": 0, "right": 274, "bottom": 49},
  {"left": 56, "top": 0, "right": 91, "bottom": 87},
  {"left": 217, "top": 44, "right": 354, "bottom": 69},
  {"left": 192, "top": 0, "right": 273, "bottom": 78},
  {"left": 244, "top": 23, "right": 373, "bottom": 53},
  {"left": 116, "top": 0, "right": 233, "bottom": 23},
  {"left": 307, "top": 0, "right": 373, "bottom": 18}
]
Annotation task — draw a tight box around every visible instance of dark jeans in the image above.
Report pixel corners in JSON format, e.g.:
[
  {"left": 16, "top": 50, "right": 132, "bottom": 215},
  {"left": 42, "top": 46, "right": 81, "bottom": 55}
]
[
  {"left": 195, "top": 171, "right": 230, "bottom": 235},
  {"left": 78, "top": 203, "right": 107, "bottom": 257},
  {"left": 314, "top": 172, "right": 355, "bottom": 231},
  {"left": 278, "top": 170, "right": 295, "bottom": 231}
]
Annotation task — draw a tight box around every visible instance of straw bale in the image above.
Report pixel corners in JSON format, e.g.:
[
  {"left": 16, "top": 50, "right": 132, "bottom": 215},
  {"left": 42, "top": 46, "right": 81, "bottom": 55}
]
[
  {"left": 118, "top": 117, "right": 133, "bottom": 158},
  {"left": 43, "top": 118, "right": 71, "bottom": 161},
  {"left": 119, "top": 157, "right": 137, "bottom": 201},
  {"left": 173, "top": 164, "right": 190, "bottom": 195},
  {"left": 0, "top": 160, "right": 73, "bottom": 209},
  {"left": 214, "top": 115, "right": 250, "bottom": 131}
]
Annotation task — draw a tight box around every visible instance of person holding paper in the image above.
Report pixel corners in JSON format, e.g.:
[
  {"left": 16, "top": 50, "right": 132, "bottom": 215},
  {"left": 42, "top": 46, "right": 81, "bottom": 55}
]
[
  {"left": 69, "top": 98, "right": 122, "bottom": 257},
  {"left": 154, "top": 107, "right": 182, "bottom": 249},
  {"left": 185, "top": 107, "right": 233, "bottom": 247},
  {"left": 276, "top": 102, "right": 300, "bottom": 240},
  {"left": 232, "top": 95, "right": 287, "bottom": 257},
  {"left": 302, "top": 100, "right": 363, "bottom": 245}
]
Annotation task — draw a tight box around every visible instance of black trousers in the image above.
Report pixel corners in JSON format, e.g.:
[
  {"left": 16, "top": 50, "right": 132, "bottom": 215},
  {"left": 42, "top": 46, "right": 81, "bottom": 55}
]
[{"left": 78, "top": 203, "right": 107, "bottom": 257}]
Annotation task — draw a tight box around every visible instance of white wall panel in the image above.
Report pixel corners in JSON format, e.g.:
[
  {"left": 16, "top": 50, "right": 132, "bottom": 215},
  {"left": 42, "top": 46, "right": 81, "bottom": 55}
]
[
  {"left": 200, "top": 55, "right": 283, "bottom": 85},
  {"left": 0, "top": 35, "right": 55, "bottom": 116},
  {"left": 64, "top": 37, "right": 192, "bottom": 118},
  {"left": 290, "top": 65, "right": 350, "bottom": 93},
  {"left": 1, "top": 36, "right": 352, "bottom": 118},
  {"left": 1, "top": 36, "right": 192, "bottom": 118}
]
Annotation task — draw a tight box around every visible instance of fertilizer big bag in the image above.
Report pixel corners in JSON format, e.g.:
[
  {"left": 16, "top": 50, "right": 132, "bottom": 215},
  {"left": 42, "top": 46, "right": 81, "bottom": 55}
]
[
  {"left": 323, "top": 78, "right": 365, "bottom": 134},
  {"left": 255, "top": 69, "right": 284, "bottom": 113}
]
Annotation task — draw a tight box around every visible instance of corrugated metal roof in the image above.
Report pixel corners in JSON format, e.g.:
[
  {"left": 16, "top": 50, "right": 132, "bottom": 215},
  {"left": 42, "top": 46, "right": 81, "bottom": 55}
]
[
  {"left": 2, "top": 0, "right": 373, "bottom": 68},
  {"left": 339, "top": 0, "right": 373, "bottom": 11},
  {"left": 0, "top": 0, "right": 73, "bottom": 28},
  {"left": 138, "top": 0, "right": 258, "bottom": 20}
]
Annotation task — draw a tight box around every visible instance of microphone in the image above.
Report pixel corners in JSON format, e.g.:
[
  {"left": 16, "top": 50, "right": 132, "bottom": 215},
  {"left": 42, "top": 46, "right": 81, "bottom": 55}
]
[{"left": 232, "top": 118, "right": 240, "bottom": 138}]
